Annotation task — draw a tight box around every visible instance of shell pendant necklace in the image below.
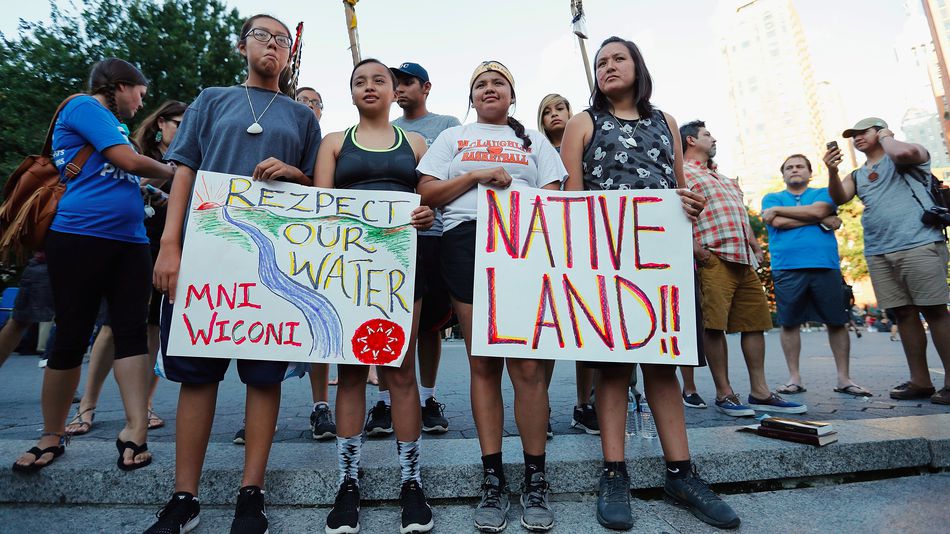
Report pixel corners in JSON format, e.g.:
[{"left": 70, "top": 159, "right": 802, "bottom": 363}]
[
  {"left": 244, "top": 84, "right": 280, "bottom": 135},
  {"left": 608, "top": 111, "right": 641, "bottom": 147}
]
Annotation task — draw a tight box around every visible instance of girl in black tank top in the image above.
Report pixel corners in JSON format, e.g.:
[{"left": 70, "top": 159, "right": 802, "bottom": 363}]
[{"left": 314, "top": 58, "right": 435, "bottom": 534}]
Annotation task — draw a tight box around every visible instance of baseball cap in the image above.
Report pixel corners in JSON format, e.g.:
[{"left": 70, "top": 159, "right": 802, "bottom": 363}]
[
  {"left": 391, "top": 62, "right": 429, "bottom": 83},
  {"left": 842, "top": 117, "right": 888, "bottom": 138}
]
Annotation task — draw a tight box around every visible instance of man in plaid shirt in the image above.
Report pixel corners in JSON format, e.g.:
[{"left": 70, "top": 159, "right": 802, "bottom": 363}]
[{"left": 679, "top": 120, "right": 806, "bottom": 417}]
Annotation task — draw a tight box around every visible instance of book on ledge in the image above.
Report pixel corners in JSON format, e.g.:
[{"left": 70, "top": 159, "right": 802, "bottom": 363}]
[
  {"left": 738, "top": 424, "right": 838, "bottom": 447},
  {"left": 759, "top": 416, "right": 834, "bottom": 436}
]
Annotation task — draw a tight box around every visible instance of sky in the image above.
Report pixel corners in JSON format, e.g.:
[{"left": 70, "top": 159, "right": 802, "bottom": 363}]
[{"left": 0, "top": 0, "right": 927, "bottom": 172}]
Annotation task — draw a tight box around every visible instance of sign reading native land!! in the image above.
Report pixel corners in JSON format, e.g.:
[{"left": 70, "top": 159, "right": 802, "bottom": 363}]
[
  {"left": 167, "top": 170, "right": 419, "bottom": 367},
  {"left": 471, "top": 185, "right": 698, "bottom": 365}
]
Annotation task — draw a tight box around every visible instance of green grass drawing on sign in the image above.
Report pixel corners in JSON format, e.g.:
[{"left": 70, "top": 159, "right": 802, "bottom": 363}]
[{"left": 192, "top": 209, "right": 253, "bottom": 252}]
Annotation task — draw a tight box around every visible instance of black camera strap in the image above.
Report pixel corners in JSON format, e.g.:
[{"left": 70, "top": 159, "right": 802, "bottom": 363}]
[{"left": 899, "top": 167, "right": 949, "bottom": 236}]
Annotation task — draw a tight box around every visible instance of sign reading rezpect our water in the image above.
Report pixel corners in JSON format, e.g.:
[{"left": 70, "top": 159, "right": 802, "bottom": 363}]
[
  {"left": 471, "top": 184, "right": 698, "bottom": 365},
  {"left": 167, "top": 171, "right": 419, "bottom": 367}
]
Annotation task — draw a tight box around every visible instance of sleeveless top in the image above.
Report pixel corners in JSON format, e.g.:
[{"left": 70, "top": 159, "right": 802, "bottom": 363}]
[
  {"left": 334, "top": 125, "right": 418, "bottom": 193},
  {"left": 581, "top": 107, "right": 676, "bottom": 191}
]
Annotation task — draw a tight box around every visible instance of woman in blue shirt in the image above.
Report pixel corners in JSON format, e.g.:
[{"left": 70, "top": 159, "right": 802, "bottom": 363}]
[{"left": 12, "top": 58, "right": 175, "bottom": 474}]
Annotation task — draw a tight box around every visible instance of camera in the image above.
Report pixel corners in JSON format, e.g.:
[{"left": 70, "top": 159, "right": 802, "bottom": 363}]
[{"left": 921, "top": 205, "right": 950, "bottom": 228}]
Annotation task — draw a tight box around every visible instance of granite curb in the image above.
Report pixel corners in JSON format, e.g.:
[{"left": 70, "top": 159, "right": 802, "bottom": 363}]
[{"left": 0, "top": 414, "right": 946, "bottom": 506}]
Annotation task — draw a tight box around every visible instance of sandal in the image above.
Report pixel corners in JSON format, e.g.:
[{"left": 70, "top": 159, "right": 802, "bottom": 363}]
[
  {"left": 834, "top": 384, "right": 873, "bottom": 397},
  {"left": 776, "top": 383, "right": 806, "bottom": 394},
  {"left": 147, "top": 409, "right": 165, "bottom": 430},
  {"left": 116, "top": 438, "right": 152, "bottom": 471},
  {"left": 65, "top": 406, "right": 95, "bottom": 436},
  {"left": 12, "top": 433, "right": 67, "bottom": 473}
]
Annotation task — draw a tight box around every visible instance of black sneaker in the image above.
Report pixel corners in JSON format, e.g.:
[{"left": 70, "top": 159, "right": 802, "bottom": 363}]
[
  {"left": 233, "top": 427, "right": 246, "bottom": 445},
  {"left": 399, "top": 479, "right": 434, "bottom": 533},
  {"left": 310, "top": 404, "right": 337, "bottom": 440},
  {"left": 325, "top": 477, "right": 361, "bottom": 534},
  {"left": 421, "top": 397, "right": 448, "bottom": 434},
  {"left": 596, "top": 468, "right": 632, "bottom": 530},
  {"left": 144, "top": 491, "right": 200, "bottom": 534},
  {"left": 229, "top": 486, "right": 268, "bottom": 534},
  {"left": 572, "top": 404, "right": 601, "bottom": 435},
  {"left": 364, "top": 401, "right": 394, "bottom": 436},
  {"left": 664, "top": 466, "right": 740, "bottom": 529}
]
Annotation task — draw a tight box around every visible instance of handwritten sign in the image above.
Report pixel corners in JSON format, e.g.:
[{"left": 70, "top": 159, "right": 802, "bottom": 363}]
[
  {"left": 471, "top": 185, "right": 697, "bottom": 365},
  {"left": 167, "top": 171, "right": 418, "bottom": 367}
]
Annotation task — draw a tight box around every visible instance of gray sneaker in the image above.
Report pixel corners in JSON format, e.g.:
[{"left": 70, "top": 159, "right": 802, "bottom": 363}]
[
  {"left": 520, "top": 472, "right": 554, "bottom": 531},
  {"left": 474, "top": 474, "right": 510, "bottom": 532}
]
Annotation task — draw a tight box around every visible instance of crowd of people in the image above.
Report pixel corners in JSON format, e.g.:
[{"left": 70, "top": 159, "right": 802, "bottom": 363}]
[{"left": 1, "top": 11, "right": 948, "bottom": 534}]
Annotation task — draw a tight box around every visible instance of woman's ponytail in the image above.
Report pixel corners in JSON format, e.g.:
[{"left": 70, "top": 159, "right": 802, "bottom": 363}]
[{"left": 506, "top": 116, "right": 532, "bottom": 150}]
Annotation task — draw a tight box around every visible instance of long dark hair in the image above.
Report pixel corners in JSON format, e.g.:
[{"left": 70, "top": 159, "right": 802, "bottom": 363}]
[
  {"left": 239, "top": 14, "right": 294, "bottom": 96},
  {"left": 132, "top": 100, "right": 187, "bottom": 161},
  {"left": 589, "top": 36, "right": 653, "bottom": 118},
  {"left": 88, "top": 58, "right": 148, "bottom": 121}
]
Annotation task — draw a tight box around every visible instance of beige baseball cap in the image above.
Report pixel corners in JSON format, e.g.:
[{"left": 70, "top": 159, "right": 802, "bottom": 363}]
[{"left": 842, "top": 117, "right": 888, "bottom": 138}]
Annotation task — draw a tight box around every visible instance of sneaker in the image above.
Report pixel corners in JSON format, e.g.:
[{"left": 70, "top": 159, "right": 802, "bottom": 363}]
[
  {"left": 932, "top": 387, "right": 950, "bottom": 405},
  {"left": 596, "top": 468, "right": 632, "bottom": 530},
  {"left": 229, "top": 486, "right": 268, "bottom": 534},
  {"left": 474, "top": 474, "right": 510, "bottom": 533},
  {"left": 747, "top": 393, "right": 807, "bottom": 414},
  {"left": 325, "top": 477, "right": 360, "bottom": 534},
  {"left": 571, "top": 404, "right": 601, "bottom": 435},
  {"left": 664, "top": 466, "right": 740, "bottom": 529},
  {"left": 682, "top": 392, "right": 707, "bottom": 409},
  {"left": 144, "top": 491, "right": 200, "bottom": 534},
  {"left": 233, "top": 427, "right": 246, "bottom": 445},
  {"left": 399, "top": 480, "right": 434, "bottom": 533},
  {"left": 714, "top": 394, "right": 754, "bottom": 417},
  {"left": 890, "top": 381, "right": 937, "bottom": 400},
  {"left": 364, "top": 401, "right": 394, "bottom": 436},
  {"left": 520, "top": 472, "right": 554, "bottom": 531},
  {"left": 421, "top": 397, "right": 448, "bottom": 434},
  {"left": 546, "top": 420, "right": 553, "bottom": 440},
  {"left": 310, "top": 404, "right": 337, "bottom": 441}
]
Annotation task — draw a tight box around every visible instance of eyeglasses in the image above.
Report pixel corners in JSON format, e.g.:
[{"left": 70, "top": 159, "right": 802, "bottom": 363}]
[
  {"left": 244, "top": 28, "right": 293, "bottom": 49},
  {"left": 296, "top": 97, "right": 324, "bottom": 110}
]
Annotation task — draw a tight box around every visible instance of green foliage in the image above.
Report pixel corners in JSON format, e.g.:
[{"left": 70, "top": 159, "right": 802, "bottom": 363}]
[
  {"left": 836, "top": 200, "right": 867, "bottom": 281},
  {"left": 746, "top": 206, "right": 776, "bottom": 316},
  {"left": 0, "top": 0, "right": 246, "bottom": 188}
]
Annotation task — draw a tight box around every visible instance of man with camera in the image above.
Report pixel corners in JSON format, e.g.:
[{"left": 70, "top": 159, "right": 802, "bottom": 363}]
[
  {"left": 762, "top": 154, "right": 871, "bottom": 398},
  {"left": 827, "top": 117, "right": 950, "bottom": 405}
]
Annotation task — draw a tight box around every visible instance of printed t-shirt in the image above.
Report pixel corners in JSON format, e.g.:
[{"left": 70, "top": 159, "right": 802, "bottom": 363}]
[
  {"left": 51, "top": 95, "right": 148, "bottom": 244},
  {"left": 416, "top": 123, "right": 567, "bottom": 232},
  {"left": 853, "top": 155, "right": 944, "bottom": 255},
  {"left": 394, "top": 112, "right": 462, "bottom": 237},
  {"left": 167, "top": 85, "right": 321, "bottom": 177},
  {"left": 761, "top": 188, "right": 840, "bottom": 270}
]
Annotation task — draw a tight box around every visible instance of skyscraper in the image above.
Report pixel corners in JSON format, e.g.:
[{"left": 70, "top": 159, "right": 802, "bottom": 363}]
[
  {"left": 918, "top": 0, "right": 950, "bottom": 154},
  {"left": 719, "top": 0, "right": 825, "bottom": 203}
]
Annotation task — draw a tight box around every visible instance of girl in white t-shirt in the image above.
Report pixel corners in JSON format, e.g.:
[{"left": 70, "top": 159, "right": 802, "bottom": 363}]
[{"left": 417, "top": 61, "right": 565, "bottom": 533}]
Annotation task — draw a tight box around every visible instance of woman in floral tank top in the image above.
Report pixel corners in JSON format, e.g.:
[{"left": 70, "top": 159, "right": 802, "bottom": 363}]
[{"left": 560, "top": 36, "right": 740, "bottom": 530}]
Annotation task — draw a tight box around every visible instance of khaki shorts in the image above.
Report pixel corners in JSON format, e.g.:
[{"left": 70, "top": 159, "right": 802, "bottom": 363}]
[
  {"left": 867, "top": 241, "right": 949, "bottom": 309},
  {"left": 698, "top": 253, "right": 773, "bottom": 333}
]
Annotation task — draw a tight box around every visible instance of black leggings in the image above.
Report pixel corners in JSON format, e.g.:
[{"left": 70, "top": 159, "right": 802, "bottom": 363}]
[{"left": 45, "top": 230, "right": 151, "bottom": 370}]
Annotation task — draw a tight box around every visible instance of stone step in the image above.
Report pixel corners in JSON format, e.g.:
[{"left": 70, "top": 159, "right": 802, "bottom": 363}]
[
  {"left": 0, "top": 414, "right": 946, "bottom": 506},
  {"left": 2, "top": 473, "right": 949, "bottom": 533}
]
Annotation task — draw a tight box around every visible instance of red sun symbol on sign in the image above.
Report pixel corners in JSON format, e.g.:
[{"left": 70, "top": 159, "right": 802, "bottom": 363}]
[{"left": 351, "top": 319, "right": 406, "bottom": 365}]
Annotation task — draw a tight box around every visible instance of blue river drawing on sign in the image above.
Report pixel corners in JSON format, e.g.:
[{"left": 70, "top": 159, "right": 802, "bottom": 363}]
[{"left": 221, "top": 206, "right": 344, "bottom": 361}]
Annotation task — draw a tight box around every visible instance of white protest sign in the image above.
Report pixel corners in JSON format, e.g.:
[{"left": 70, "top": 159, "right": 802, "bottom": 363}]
[
  {"left": 471, "top": 185, "right": 697, "bottom": 365},
  {"left": 167, "top": 170, "right": 418, "bottom": 367}
]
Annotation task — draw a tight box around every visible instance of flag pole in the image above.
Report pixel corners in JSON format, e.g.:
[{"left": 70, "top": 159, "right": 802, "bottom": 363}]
[
  {"left": 571, "top": 0, "right": 595, "bottom": 93},
  {"left": 343, "top": 0, "right": 362, "bottom": 66}
]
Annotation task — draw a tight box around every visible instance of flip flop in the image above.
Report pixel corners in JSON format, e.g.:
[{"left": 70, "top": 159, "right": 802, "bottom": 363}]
[
  {"left": 116, "top": 438, "right": 152, "bottom": 471},
  {"left": 835, "top": 384, "right": 873, "bottom": 397},
  {"left": 147, "top": 409, "right": 165, "bottom": 430},
  {"left": 12, "top": 433, "right": 67, "bottom": 473},
  {"left": 776, "top": 383, "right": 806, "bottom": 394}
]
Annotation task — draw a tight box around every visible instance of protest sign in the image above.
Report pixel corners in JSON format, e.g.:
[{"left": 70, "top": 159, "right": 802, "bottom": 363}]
[
  {"left": 471, "top": 185, "right": 697, "bottom": 365},
  {"left": 166, "top": 171, "right": 418, "bottom": 367}
]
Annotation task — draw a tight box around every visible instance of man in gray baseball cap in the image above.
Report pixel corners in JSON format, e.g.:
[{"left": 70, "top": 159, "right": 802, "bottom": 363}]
[{"left": 826, "top": 117, "right": 950, "bottom": 405}]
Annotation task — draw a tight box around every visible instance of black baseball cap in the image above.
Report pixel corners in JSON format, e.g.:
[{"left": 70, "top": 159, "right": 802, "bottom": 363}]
[{"left": 391, "top": 62, "right": 429, "bottom": 83}]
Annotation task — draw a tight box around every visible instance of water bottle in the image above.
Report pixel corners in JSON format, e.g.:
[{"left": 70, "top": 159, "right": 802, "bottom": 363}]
[
  {"left": 639, "top": 397, "right": 656, "bottom": 439},
  {"left": 625, "top": 398, "right": 639, "bottom": 439}
]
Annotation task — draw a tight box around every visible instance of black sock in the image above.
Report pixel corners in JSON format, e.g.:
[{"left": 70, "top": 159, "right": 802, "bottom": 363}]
[
  {"left": 666, "top": 459, "right": 691, "bottom": 479},
  {"left": 524, "top": 452, "right": 546, "bottom": 485},
  {"left": 482, "top": 452, "right": 505, "bottom": 486},
  {"left": 603, "top": 460, "right": 628, "bottom": 477}
]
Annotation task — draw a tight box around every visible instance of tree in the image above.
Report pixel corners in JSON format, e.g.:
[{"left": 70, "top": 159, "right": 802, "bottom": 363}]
[
  {"left": 746, "top": 206, "right": 776, "bottom": 320},
  {"left": 0, "top": 0, "right": 246, "bottom": 188},
  {"left": 836, "top": 200, "right": 867, "bottom": 281}
]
